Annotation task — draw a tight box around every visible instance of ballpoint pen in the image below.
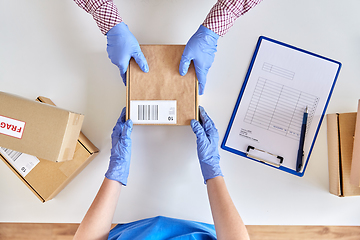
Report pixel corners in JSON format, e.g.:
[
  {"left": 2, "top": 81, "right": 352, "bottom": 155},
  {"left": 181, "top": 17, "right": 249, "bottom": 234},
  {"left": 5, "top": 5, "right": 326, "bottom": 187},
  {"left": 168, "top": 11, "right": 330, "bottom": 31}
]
[{"left": 296, "top": 106, "right": 308, "bottom": 172}]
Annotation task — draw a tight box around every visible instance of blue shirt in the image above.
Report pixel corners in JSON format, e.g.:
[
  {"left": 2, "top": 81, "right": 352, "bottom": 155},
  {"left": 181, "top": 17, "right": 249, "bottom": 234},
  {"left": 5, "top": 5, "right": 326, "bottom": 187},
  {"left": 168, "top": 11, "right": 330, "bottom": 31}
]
[{"left": 108, "top": 216, "right": 217, "bottom": 239}]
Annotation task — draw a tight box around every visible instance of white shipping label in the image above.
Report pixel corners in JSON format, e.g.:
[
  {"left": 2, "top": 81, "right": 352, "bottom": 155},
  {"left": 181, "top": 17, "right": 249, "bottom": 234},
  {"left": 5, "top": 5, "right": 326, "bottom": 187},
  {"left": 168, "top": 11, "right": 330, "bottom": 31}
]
[
  {"left": 0, "top": 115, "right": 26, "bottom": 139},
  {"left": 0, "top": 147, "right": 40, "bottom": 177},
  {"left": 130, "top": 100, "right": 177, "bottom": 124}
]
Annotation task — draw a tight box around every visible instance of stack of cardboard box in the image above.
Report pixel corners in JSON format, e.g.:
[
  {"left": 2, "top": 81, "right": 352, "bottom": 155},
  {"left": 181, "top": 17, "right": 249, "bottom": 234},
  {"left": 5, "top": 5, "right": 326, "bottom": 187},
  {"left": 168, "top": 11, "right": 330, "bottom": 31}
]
[
  {"left": 0, "top": 92, "right": 99, "bottom": 202},
  {"left": 0, "top": 45, "right": 196, "bottom": 202},
  {"left": 327, "top": 100, "right": 360, "bottom": 197}
]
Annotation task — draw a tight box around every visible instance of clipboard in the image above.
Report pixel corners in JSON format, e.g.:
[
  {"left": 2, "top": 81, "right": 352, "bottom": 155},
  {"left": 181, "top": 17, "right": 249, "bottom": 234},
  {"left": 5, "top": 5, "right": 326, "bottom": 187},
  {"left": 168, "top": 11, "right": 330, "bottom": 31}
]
[{"left": 221, "top": 36, "right": 342, "bottom": 177}]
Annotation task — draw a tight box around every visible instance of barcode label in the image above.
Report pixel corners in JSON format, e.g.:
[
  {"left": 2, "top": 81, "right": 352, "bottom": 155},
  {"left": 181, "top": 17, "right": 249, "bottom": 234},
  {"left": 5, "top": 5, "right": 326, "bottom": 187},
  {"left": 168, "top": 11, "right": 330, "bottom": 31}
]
[
  {"left": 130, "top": 100, "right": 177, "bottom": 124},
  {"left": 0, "top": 147, "right": 22, "bottom": 161},
  {"left": 0, "top": 147, "right": 40, "bottom": 177},
  {"left": 138, "top": 105, "right": 159, "bottom": 121}
]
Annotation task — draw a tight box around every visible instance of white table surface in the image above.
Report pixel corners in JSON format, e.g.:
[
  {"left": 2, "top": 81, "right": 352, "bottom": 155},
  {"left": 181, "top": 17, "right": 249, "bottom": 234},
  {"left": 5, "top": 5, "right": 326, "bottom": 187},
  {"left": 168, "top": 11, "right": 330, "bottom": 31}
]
[{"left": 1, "top": 0, "right": 360, "bottom": 225}]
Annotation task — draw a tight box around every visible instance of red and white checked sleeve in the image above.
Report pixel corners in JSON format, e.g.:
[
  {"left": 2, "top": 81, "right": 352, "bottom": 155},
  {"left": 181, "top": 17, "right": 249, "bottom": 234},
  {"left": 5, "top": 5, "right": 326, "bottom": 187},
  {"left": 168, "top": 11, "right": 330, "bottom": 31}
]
[
  {"left": 74, "top": 0, "right": 122, "bottom": 35},
  {"left": 203, "top": 0, "right": 263, "bottom": 36}
]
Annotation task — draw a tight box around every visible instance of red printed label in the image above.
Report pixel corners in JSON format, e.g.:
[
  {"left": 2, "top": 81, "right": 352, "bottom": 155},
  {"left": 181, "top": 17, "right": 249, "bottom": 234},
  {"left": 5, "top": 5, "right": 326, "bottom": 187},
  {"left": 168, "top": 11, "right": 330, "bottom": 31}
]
[{"left": 0, "top": 115, "right": 26, "bottom": 139}]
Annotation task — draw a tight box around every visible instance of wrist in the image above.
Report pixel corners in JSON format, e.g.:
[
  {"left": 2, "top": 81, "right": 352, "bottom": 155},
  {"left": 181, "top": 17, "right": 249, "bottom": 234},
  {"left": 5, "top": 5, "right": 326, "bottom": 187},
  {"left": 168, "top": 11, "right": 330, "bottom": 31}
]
[
  {"left": 105, "top": 159, "right": 129, "bottom": 186},
  {"left": 201, "top": 158, "right": 223, "bottom": 184},
  {"left": 106, "top": 21, "right": 126, "bottom": 36},
  {"left": 198, "top": 25, "right": 220, "bottom": 41}
]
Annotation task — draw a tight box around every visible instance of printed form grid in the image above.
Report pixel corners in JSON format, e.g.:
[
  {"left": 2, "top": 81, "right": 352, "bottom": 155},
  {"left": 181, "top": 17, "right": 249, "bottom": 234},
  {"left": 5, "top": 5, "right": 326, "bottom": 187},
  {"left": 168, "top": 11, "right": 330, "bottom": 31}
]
[{"left": 244, "top": 78, "right": 319, "bottom": 140}]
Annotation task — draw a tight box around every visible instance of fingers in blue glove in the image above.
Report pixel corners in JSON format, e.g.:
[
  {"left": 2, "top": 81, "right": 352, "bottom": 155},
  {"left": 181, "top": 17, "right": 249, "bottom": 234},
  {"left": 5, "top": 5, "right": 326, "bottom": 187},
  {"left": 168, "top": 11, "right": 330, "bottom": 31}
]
[
  {"left": 179, "top": 25, "right": 219, "bottom": 95},
  {"left": 111, "top": 107, "right": 127, "bottom": 148},
  {"left": 190, "top": 119, "right": 207, "bottom": 143},
  {"left": 191, "top": 106, "right": 223, "bottom": 183},
  {"left": 120, "top": 119, "right": 133, "bottom": 148},
  {"left": 106, "top": 107, "right": 133, "bottom": 186},
  {"left": 107, "top": 22, "right": 149, "bottom": 85},
  {"left": 198, "top": 106, "right": 218, "bottom": 137},
  {"left": 132, "top": 51, "right": 149, "bottom": 73},
  {"left": 191, "top": 107, "right": 219, "bottom": 145},
  {"left": 179, "top": 55, "right": 192, "bottom": 76}
]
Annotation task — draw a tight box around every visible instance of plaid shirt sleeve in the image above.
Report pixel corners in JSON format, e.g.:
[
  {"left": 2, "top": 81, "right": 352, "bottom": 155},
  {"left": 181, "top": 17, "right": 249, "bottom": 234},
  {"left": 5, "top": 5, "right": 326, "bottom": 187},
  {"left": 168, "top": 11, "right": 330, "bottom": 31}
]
[
  {"left": 74, "top": 0, "right": 122, "bottom": 35},
  {"left": 203, "top": 0, "right": 263, "bottom": 36}
]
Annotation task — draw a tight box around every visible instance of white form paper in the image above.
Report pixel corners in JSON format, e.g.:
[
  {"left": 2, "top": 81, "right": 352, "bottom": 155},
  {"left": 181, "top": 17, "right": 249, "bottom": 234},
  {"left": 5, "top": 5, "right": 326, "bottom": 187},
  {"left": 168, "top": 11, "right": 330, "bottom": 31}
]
[{"left": 225, "top": 38, "right": 340, "bottom": 172}]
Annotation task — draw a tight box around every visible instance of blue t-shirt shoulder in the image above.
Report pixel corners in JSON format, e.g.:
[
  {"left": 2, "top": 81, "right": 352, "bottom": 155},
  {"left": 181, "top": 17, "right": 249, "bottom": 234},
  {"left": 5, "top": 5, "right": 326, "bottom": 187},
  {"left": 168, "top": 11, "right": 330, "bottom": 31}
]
[{"left": 108, "top": 216, "right": 216, "bottom": 240}]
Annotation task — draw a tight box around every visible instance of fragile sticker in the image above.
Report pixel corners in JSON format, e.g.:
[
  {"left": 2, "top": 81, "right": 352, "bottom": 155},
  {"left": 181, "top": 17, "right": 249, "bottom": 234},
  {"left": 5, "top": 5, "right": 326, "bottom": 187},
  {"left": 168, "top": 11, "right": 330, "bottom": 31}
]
[{"left": 0, "top": 115, "right": 26, "bottom": 139}]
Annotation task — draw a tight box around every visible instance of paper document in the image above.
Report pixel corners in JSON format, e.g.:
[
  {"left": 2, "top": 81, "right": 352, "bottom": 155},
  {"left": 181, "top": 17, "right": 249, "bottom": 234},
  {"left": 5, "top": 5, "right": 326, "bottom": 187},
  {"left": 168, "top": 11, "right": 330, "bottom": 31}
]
[{"left": 222, "top": 36, "right": 341, "bottom": 175}]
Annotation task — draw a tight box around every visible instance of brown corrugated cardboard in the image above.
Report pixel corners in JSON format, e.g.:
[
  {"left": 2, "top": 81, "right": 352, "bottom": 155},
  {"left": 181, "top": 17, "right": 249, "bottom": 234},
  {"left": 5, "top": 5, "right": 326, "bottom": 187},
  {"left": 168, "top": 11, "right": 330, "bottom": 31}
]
[
  {"left": 126, "top": 45, "right": 199, "bottom": 125},
  {"left": 0, "top": 96, "right": 99, "bottom": 202},
  {"left": 350, "top": 100, "right": 360, "bottom": 187},
  {"left": 0, "top": 92, "right": 84, "bottom": 162},
  {"left": 327, "top": 113, "right": 360, "bottom": 197}
]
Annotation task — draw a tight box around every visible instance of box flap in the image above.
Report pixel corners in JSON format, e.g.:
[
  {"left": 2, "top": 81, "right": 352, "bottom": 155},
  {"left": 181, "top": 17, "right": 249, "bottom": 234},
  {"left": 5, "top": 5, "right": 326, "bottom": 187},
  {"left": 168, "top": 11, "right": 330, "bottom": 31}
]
[
  {"left": 78, "top": 132, "right": 99, "bottom": 154},
  {"left": 338, "top": 113, "right": 360, "bottom": 196},
  {"left": 36, "top": 96, "right": 55, "bottom": 106},
  {"left": 327, "top": 113, "right": 341, "bottom": 196},
  {"left": 350, "top": 99, "right": 360, "bottom": 187}
]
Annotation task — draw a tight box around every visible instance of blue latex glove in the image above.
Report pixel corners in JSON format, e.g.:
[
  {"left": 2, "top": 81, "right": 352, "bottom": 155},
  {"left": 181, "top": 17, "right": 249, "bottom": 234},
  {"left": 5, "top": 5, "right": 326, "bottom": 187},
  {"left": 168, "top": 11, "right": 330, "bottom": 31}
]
[
  {"left": 106, "top": 22, "right": 149, "bottom": 85},
  {"left": 191, "top": 106, "right": 223, "bottom": 183},
  {"left": 179, "top": 25, "right": 219, "bottom": 95},
  {"left": 105, "top": 107, "right": 133, "bottom": 186}
]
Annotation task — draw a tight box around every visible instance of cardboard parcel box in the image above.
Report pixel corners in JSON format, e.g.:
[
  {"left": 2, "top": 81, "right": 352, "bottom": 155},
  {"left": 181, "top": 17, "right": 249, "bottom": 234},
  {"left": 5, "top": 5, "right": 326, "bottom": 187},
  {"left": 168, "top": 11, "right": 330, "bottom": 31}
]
[
  {"left": 0, "top": 92, "right": 84, "bottom": 162},
  {"left": 0, "top": 96, "right": 99, "bottom": 202},
  {"left": 126, "top": 45, "right": 199, "bottom": 125},
  {"left": 327, "top": 112, "right": 360, "bottom": 197}
]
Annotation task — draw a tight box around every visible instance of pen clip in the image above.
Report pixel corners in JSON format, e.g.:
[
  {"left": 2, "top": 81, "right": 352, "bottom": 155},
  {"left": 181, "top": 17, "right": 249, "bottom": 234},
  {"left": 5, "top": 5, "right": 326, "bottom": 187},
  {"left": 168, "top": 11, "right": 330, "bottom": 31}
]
[{"left": 246, "top": 145, "right": 284, "bottom": 168}]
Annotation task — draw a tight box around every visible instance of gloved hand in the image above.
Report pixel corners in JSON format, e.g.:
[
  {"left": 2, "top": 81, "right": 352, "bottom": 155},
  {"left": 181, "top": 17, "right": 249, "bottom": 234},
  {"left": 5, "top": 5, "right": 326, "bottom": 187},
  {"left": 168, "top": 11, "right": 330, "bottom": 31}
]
[
  {"left": 106, "top": 22, "right": 149, "bottom": 85},
  {"left": 179, "top": 25, "right": 219, "bottom": 95},
  {"left": 191, "top": 106, "right": 223, "bottom": 183},
  {"left": 105, "top": 107, "right": 133, "bottom": 186}
]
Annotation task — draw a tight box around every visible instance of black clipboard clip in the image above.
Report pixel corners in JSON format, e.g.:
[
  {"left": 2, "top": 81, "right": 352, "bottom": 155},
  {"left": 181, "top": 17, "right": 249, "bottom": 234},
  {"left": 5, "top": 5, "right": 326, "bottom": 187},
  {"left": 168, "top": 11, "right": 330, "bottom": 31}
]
[{"left": 246, "top": 145, "right": 284, "bottom": 168}]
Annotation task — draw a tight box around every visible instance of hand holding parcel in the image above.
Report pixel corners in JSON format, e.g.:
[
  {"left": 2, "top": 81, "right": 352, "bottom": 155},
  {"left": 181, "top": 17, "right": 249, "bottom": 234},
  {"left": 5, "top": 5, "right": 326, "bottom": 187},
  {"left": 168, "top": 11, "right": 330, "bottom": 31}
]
[
  {"left": 191, "top": 106, "right": 223, "bottom": 183},
  {"left": 105, "top": 107, "right": 133, "bottom": 186},
  {"left": 180, "top": 25, "right": 219, "bottom": 95},
  {"left": 106, "top": 22, "right": 149, "bottom": 85}
]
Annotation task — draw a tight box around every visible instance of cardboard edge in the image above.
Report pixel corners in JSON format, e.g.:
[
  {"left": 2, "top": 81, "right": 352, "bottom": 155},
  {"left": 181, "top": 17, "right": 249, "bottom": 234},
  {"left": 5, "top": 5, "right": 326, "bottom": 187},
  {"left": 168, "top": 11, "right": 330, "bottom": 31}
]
[
  {"left": 195, "top": 76, "right": 199, "bottom": 121},
  {"left": 126, "top": 66, "right": 130, "bottom": 121},
  {"left": 350, "top": 100, "right": 360, "bottom": 187},
  {"left": 58, "top": 113, "right": 84, "bottom": 162},
  {"left": 37, "top": 97, "right": 98, "bottom": 156},
  {"left": 36, "top": 97, "right": 84, "bottom": 162},
  {"left": 78, "top": 132, "right": 99, "bottom": 154},
  {"left": 327, "top": 113, "right": 342, "bottom": 196}
]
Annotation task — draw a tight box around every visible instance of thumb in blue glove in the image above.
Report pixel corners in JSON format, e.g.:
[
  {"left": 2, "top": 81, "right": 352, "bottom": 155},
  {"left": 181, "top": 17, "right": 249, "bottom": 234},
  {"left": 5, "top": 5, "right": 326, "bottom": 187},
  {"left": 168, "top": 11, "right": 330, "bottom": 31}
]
[
  {"left": 105, "top": 107, "right": 133, "bottom": 186},
  {"left": 179, "top": 25, "right": 219, "bottom": 95},
  {"left": 107, "top": 22, "right": 149, "bottom": 85},
  {"left": 191, "top": 106, "right": 223, "bottom": 183}
]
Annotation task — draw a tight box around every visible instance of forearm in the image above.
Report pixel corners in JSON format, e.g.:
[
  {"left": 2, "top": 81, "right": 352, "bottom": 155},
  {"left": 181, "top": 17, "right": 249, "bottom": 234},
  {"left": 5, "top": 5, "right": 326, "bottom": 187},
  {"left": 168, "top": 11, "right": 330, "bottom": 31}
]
[
  {"left": 203, "top": 0, "right": 263, "bottom": 36},
  {"left": 73, "top": 0, "right": 122, "bottom": 34},
  {"left": 207, "top": 176, "right": 249, "bottom": 240},
  {"left": 74, "top": 178, "right": 122, "bottom": 240}
]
